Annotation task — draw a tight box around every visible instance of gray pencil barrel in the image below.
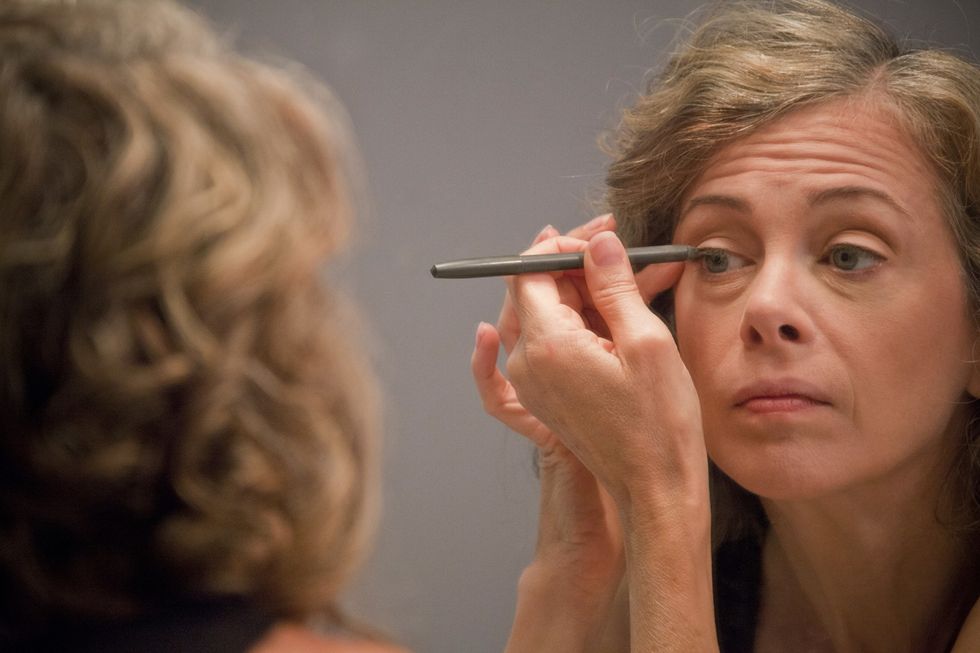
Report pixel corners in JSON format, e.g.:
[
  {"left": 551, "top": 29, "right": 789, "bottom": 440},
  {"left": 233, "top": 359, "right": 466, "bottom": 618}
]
[
  {"left": 518, "top": 252, "right": 585, "bottom": 273},
  {"left": 430, "top": 244, "right": 699, "bottom": 278},
  {"left": 626, "top": 245, "right": 699, "bottom": 266},
  {"left": 430, "top": 256, "right": 525, "bottom": 278}
]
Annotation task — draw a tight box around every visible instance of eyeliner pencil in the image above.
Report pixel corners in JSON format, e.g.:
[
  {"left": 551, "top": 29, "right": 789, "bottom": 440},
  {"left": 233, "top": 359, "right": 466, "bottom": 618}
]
[{"left": 431, "top": 244, "right": 701, "bottom": 279}]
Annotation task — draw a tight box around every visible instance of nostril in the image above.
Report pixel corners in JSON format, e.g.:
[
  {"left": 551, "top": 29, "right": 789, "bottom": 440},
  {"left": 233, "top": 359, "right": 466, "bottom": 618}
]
[{"left": 779, "top": 324, "right": 800, "bottom": 340}]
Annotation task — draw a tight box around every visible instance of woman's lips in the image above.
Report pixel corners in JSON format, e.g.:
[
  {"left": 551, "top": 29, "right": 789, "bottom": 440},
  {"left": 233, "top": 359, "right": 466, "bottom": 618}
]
[
  {"left": 738, "top": 395, "right": 827, "bottom": 413},
  {"left": 732, "top": 380, "right": 832, "bottom": 414}
]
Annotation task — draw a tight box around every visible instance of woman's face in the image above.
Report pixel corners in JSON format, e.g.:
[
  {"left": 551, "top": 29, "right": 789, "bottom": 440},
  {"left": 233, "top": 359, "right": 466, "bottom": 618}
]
[{"left": 672, "top": 98, "right": 979, "bottom": 501}]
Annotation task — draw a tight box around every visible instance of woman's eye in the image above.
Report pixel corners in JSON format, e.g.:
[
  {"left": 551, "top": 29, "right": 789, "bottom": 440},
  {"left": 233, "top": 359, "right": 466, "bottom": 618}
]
[
  {"left": 825, "top": 244, "right": 882, "bottom": 271},
  {"left": 699, "top": 248, "right": 749, "bottom": 274}
]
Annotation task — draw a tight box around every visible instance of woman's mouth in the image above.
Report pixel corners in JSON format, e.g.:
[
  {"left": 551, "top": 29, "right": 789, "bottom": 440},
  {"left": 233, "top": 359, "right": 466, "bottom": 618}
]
[
  {"left": 737, "top": 395, "right": 826, "bottom": 413},
  {"left": 733, "top": 380, "right": 832, "bottom": 414}
]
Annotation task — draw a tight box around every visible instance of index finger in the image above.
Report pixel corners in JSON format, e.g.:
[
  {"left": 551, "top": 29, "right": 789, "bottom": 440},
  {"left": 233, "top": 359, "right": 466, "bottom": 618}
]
[
  {"left": 633, "top": 260, "right": 687, "bottom": 304},
  {"left": 565, "top": 213, "right": 616, "bottom": 240},
  {"left": 497, "top": 225, "right": 561, "bottom": 353},
  {"left": 506, "top": 236, "right": 590, "bottom": 338}
]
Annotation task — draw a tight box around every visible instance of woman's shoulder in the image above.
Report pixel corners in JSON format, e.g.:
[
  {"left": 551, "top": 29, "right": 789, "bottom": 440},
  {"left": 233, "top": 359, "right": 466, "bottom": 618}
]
[{"left": 250, "top": 622, "right": 409, "bottom": 653}]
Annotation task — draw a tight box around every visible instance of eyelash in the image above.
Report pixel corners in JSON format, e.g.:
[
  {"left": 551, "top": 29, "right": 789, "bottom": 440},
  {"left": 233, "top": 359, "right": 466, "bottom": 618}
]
[{"left": 697, "top": 244, "right": 884, "bottom": 275}]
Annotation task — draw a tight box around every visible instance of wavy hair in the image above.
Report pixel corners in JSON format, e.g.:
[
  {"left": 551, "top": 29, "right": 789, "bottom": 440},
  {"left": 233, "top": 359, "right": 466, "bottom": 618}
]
[
  {"left": 0, "top": 0, "right": 378, "bottom": 636},
  {"left": 603, "top": 0, "right": 980, "bottom": 544}
]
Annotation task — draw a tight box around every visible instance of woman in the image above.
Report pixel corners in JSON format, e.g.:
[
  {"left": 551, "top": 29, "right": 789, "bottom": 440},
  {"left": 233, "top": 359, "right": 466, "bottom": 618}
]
[
  {"left": 0, "top": 1, "right": 402, "bottom": 651},
  {"left": 473, "top": 0, "right": 980, "bottom": 650}
]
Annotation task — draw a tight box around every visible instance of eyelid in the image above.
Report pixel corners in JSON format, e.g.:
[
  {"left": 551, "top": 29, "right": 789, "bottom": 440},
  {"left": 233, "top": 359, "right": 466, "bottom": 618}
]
[
  {"left": 696, "top": 246, "right": 725, "bottom": 257},
  {"left": 825, "top": 239, "right": 886, "bottom": 256},
  {"left": 824, "top": 229, "right": 893, "bottom": 256}
]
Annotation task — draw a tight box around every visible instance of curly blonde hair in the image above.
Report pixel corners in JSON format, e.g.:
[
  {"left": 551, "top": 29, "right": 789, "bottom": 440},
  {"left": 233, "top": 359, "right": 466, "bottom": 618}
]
[
  {"left": 603, "top": 0, "right": 980, "bottom": 543},
  {"left": 0, "top": 0, "right": 378, "bottom": 635}
]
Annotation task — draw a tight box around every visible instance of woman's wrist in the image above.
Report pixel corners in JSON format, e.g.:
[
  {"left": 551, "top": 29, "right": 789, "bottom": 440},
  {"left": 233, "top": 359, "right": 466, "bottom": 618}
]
[
  {"left": 518, "top": 557, "right": 622, "bottom": 614},
  {"left": 610, "top": 455, "right": 717, "bottom": 652},
  {"left": 618, "top": 488, "right": 718, "bottom": 652},
  {"left": 611, "top": 440, "right": 711, "bottom": 525},
  {"left": 587, "top": 417, "right": 709, "bottom": 511}
]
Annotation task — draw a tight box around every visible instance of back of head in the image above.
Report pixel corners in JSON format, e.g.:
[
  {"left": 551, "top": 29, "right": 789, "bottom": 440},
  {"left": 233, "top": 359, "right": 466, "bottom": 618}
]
[{"left": 0, "top": 0, "right": 378, "bottom": 641}]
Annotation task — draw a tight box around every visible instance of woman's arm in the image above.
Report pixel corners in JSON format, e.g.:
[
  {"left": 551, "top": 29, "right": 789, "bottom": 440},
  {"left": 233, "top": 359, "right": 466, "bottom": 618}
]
[
  {"left": 502, "top": 231, "right": 718, "bottom": 651},
  {"left": 473, "top": 220, "right": 629, "bottom": 652},
  {"left": 475, "top": 323, "right": 627, "bottom": 652}
]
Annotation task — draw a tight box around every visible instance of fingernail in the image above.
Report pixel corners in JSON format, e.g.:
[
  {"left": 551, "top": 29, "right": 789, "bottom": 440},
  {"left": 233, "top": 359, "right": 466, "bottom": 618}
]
[
  {"left": 591, "top": 232, "right": 623, "bottom": 267},
  {"left": 585, "top": 214, "right": 610, "bottom": 230},
  {"left": 538, "top": 224, "right": 557, "bottom": 238},
  {"left": 475, "top": 322, "right": 488, "bottom": 346}
]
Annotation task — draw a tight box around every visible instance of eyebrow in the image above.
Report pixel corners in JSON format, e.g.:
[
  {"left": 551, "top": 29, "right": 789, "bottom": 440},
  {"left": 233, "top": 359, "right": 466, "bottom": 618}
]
[
  {"left": 806, "top": 185, "right": 914, "bottom": 221},
  {"left": 681, "top": 194, "right": 750, "bottom": 218}
]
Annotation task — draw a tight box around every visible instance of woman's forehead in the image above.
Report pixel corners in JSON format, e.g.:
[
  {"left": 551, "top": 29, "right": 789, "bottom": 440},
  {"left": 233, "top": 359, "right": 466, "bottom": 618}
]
[{"left": 677, "top": 98, "right": 941, "bottom": 226}]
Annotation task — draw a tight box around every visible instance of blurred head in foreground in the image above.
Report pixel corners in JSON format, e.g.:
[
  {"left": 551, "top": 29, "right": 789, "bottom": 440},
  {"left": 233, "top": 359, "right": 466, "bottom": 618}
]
[{"left": 0, "top": 0, "right": 380, "bottom": 646}]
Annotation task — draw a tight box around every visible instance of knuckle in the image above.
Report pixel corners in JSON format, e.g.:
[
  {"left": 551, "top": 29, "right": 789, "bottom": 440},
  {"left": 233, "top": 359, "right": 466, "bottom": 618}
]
[
  {"left": 505, "top": 337, "right": 562, "bottom": 392},
  {"left": 519, "top": 335, "right": 569, "bottom": 371},
  {"left": 481, "top": 393, "right": 504, "bottom": 417},
  {"left": 627, "top": 327, "right": 677, "bottom": 358},
  {"left": 504, "top": 347, "right": 528, "bottom": 382},
  {"left": 591, "top": 276, "right": 638, "bottom": 307}
]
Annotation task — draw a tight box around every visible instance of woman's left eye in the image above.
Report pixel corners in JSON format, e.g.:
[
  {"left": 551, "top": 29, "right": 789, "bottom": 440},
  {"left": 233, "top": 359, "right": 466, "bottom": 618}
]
[
  {"left": 698, "top": 247, "right": 750, "bottom": 274},
  {"left": 824, "top": 244, "right": 882, "bottom": 271}
]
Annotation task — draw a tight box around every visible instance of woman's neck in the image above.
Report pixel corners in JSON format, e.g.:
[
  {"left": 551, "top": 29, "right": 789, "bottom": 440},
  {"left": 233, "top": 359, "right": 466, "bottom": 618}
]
[{"left": 755, "top": 456, "right": 977, "bottom": 653}]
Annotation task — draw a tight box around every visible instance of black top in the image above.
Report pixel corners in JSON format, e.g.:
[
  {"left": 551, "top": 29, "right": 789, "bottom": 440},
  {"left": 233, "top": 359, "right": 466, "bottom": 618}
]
[
  {"left": 8, "top": 597, "right": 277, "bottom": 653},
  {"left": 714, "top": 537, "right": 763, "bottom": 653}
]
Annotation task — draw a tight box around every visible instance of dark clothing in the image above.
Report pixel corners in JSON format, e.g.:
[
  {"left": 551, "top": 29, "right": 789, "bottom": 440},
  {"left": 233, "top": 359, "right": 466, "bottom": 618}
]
[
  {"left": 714, "top": 538, "right": 763, "bottom": 653},
  {"left": 8, "top": 597, "right": 276, "bottom": 653}
]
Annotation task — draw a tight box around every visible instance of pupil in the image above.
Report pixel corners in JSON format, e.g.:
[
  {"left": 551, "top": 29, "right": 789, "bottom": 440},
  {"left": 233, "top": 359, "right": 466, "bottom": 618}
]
[
  {"left": 835, "top": 248, "right": 856, "bottom": 269},
  {"left": 706, "top": 252, "right": 727, "bottom": 272}
]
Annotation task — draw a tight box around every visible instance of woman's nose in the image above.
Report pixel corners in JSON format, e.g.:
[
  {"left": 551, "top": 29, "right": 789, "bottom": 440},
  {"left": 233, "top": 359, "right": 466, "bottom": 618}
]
[{"left": 739, "top": 261, "right": 813, "bottom": 348}]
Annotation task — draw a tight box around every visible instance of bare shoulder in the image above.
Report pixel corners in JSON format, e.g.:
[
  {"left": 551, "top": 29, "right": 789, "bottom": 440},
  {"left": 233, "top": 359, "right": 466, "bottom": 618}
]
[
  {"left": 250, "top": 622, "right": 410, "bottom": 653},
  {"left": 951, "top": 599, "right": 980, "bottom": 653}
]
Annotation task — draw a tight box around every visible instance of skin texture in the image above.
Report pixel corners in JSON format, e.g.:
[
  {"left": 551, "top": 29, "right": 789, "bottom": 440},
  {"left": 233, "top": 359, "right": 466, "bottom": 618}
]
[{"left": 479, "top": 97, "right": 980, "bottom": 651}]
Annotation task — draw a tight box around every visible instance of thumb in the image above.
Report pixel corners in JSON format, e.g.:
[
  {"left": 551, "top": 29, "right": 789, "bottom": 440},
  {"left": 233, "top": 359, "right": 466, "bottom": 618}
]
[{"left": 584, "top": 231, "right": 660, "bottom": 345}]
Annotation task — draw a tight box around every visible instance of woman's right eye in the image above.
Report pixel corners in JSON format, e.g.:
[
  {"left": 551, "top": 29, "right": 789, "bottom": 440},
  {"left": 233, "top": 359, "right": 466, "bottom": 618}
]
[{"left": 699, "top": 248, "right": 749, "bottom": 274}]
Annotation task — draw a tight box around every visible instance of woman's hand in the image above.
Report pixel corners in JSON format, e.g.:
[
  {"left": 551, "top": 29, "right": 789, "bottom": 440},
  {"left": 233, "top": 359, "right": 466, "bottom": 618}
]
[
  {"left": 475, "top": 214, "right": 689, "bottom": 488},
  {"left": 500, "top": 229, "right": 718, "bottom": 651},
  {"left": 505, "top": 229, "right": 703, "bottom": 511}
]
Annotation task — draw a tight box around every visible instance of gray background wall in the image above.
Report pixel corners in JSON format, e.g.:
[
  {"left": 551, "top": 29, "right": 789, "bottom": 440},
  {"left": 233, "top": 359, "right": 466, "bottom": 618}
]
[{"left": 183, "top": 2, "right": 979, "bottom": 651}]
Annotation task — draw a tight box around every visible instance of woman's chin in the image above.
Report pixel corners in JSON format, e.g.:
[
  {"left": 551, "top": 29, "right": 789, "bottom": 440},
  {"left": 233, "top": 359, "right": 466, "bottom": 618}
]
[{"left": 709, "top": 438, "right": 851, "bottom": 503}]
